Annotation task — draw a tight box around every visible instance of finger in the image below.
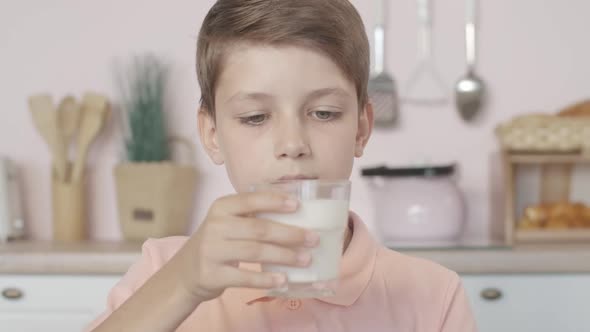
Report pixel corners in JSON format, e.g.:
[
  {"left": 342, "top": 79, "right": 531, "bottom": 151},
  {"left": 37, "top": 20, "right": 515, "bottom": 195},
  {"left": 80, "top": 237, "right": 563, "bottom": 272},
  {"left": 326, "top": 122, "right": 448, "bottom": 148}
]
[
  {"left": 221, "top": 217, "right": 319, "bottom": 248},
  {"left": 213, "top": 240, "right": 312, "bottom": 267},
  {"left": 221, "top": 266, "right": 287, "bottom": 289},
  {"left": 211, "top": 192, "right": 298, "bottom": 217}
]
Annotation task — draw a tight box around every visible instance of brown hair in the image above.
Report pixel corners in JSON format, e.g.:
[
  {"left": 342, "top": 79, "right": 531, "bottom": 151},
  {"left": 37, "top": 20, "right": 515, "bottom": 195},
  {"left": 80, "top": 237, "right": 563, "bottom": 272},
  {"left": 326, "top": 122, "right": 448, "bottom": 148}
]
[{"left": 196, "top": 0, "right": 370, "bottom": 117}]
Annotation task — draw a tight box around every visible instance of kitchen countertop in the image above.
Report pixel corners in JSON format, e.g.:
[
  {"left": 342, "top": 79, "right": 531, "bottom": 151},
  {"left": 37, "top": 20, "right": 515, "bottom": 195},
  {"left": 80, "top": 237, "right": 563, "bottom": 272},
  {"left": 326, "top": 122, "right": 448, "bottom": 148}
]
[
  {"left": 1, "top": 240, "right": 590, "bottom": 275},
  {"left": 0, "top": 241, "right": 142, "bottom": 275}
]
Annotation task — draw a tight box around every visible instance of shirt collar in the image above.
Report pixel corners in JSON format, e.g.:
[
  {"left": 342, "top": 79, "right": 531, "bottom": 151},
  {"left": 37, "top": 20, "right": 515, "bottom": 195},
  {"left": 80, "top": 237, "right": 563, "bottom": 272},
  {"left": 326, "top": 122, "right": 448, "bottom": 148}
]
[{"left": 243, "top": 211, "right": 378, "bottom": 307}]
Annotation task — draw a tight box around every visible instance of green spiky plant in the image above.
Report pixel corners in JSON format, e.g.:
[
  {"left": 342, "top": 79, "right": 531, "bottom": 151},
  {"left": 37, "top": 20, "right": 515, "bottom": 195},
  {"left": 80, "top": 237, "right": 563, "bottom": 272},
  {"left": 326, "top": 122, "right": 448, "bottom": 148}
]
[
  {"left": 113, "top": 54, "right": 199, "bottom": 241},
  {"left": 117, "top": 54, "right": 170, "bottom": 162}
]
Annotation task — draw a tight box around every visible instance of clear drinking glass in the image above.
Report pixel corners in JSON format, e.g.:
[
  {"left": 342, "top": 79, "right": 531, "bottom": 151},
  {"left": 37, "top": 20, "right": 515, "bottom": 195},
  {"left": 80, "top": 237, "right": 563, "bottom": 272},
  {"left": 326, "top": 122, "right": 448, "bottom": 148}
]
[{"left": 250, "top": 179, "right": 351, "bottom": 298}]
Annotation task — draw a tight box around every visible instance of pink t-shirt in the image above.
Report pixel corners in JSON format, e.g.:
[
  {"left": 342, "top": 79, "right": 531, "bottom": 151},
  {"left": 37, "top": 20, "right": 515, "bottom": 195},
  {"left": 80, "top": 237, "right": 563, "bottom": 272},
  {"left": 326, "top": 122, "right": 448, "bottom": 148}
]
[{"left": 86, "top": 212, "right": 478, "bottom": 331}]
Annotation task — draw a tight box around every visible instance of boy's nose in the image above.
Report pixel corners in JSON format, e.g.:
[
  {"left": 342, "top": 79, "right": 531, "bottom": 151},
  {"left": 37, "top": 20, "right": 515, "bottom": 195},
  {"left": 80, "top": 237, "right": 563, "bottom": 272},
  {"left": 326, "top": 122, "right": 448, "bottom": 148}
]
[{"left": 273, "top": 120, "right": 311, "bottom": 159}]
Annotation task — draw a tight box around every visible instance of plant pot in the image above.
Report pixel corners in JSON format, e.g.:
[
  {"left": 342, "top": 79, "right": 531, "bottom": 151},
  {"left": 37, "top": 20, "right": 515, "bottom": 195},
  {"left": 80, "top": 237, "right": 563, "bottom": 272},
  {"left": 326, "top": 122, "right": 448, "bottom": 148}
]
[{"left": 114, "top": 162, "right": 197, "bottom": 241}]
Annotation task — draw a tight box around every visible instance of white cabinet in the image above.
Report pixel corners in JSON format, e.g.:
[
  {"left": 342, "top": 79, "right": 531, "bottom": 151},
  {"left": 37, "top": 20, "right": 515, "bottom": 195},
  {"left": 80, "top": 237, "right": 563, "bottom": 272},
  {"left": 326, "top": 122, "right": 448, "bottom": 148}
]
[
  {"left": 2, "top": 273, "right": 590, "bottom": 331},
  {"left": 1, "top": 312, "right": 96, "bottom": 332},
  {"left": 0, "top": 275, "right": 120, "bottom": 332},
  {"left": 462, "top": 274, "right": 590, "bottom": 332}
]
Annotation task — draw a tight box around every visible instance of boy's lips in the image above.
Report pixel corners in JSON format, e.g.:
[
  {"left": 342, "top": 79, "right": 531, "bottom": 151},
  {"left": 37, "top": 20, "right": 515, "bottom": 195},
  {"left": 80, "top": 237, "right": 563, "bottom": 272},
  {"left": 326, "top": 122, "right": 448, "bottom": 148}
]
[{"left": 276, "top": 175, "right": 318, "bottom": 181}]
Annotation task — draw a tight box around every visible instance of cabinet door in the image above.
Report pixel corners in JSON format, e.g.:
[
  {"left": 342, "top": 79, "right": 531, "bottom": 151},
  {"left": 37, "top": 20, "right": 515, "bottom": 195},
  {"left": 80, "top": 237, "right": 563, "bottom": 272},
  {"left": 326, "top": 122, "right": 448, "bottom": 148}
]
[
  {"left": 0, "top": 275, "right": 120, "bottom": 331},
  {"left": 0, "top": 312, "right": 94, "bottom": 332},
  {"left": 462, "top": 274, "right": 590, "bottom": 332}
]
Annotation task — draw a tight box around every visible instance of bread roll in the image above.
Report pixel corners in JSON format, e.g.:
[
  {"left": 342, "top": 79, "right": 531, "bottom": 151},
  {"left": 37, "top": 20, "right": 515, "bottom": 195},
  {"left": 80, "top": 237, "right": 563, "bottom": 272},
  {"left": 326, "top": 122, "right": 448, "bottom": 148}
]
[
  {"left": 549, "top": 202, "right": 578, "bottom": 219},
  {"left": 545, "top": 218, "right": 570, "bottom": 229},
  {"left": 558, "top": 100, "right": 590, "bottom": 117},
  {"left": 525, "top": 205, "right": 549, "bottom": 222}
]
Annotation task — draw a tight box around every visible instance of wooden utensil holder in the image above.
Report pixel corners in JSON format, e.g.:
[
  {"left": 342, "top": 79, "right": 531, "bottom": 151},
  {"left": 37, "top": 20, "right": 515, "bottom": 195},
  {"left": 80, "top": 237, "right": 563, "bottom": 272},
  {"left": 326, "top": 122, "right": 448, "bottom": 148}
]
[{"left": 52, "top": 177, "right": 85, "bottom": 242}]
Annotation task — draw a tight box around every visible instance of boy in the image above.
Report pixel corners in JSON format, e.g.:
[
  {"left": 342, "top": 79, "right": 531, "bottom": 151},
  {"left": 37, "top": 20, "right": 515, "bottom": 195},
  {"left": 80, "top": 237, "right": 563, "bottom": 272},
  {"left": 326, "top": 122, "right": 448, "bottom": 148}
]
[{"left": 88, "top": 0, "right": 477, "bottom": 331}]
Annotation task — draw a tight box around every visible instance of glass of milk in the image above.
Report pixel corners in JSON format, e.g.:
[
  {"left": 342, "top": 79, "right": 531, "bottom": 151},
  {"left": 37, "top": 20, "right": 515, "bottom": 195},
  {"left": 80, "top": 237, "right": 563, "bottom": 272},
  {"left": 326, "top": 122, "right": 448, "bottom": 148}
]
[{"left": 250, "top": 179, "right": 351, "bottom": 298}]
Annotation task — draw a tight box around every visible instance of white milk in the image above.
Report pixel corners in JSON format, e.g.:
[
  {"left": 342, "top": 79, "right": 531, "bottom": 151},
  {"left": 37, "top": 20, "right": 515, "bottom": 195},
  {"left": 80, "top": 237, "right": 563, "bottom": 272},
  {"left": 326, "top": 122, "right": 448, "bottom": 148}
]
[{"left": 259, "top": 199, "right": 349, "bottom": 283}]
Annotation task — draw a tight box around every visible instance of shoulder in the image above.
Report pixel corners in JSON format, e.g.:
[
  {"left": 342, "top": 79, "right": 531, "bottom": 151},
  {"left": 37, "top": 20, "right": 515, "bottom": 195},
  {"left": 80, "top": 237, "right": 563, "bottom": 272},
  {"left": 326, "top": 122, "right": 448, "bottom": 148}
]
[
  {"left": 140, "top": 236, "right": 190, "bottom": 268},
  {"left": 373, "top": 246, "right": 460, "bottom": 301},
  {"left": 372, "top": 248, "right": 478, "bottom": 330},
  {"left": 375, "top": 246, "right": 457, "bottom": 278},
  {"left": 115, "top": 236, "right": 190, "bottom": 293},
  {"left": 84, "top": 236, "right": 191, "bottom": 330}
]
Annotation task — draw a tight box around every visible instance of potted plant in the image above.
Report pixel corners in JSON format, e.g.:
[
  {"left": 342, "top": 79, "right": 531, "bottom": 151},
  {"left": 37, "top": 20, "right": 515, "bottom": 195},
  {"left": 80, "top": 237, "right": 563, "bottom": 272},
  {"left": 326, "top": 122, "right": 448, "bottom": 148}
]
[{"left": 114, "top": 54, "right": 197, "bottom": 241}]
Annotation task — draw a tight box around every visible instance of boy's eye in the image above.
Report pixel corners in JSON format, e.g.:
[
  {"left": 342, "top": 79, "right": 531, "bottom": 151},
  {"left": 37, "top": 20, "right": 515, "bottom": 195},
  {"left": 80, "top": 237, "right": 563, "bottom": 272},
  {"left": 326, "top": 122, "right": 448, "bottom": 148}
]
[
  {"left": 310, "top": 110, "right": 340, "bottom": 121},
  {"left": 239, "top": 114, "right": 268, "bottom": 125}
]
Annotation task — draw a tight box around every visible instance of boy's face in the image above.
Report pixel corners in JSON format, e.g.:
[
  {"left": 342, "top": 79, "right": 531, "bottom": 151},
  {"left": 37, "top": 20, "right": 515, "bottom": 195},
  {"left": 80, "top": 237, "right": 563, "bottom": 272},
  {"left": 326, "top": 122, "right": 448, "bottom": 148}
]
[{"left": 199, "top": 44, "right": 373, "bottom": 192}]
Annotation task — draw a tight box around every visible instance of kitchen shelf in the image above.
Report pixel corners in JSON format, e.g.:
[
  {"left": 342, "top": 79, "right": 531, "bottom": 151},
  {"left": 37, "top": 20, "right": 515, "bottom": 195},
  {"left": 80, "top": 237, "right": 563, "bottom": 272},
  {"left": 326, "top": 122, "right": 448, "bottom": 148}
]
[
  {"left": 507, "top": 151, "right": 590, "bottom": 164},
  {"left": 3, "top": 240, "right": 590, "bottom": 275},
  {"left": 0, "top": 240, "right": 142, "bottom": 275},
  {"left": 515, "top": 229, "right": 590, "bottom": 243}
]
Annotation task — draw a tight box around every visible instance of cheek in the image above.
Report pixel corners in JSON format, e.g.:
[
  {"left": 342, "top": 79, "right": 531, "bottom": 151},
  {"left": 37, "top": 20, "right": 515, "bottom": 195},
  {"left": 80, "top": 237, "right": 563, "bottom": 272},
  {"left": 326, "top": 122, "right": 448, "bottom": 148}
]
[
  {"left": 218, "top": 128, "right": 269, "bottom": 190},
  {"left": 312, "top": 125, "right": 357, "bottom": 178},
  {"left": 223, "top": 146, "right": 259, "bottom": 191}
]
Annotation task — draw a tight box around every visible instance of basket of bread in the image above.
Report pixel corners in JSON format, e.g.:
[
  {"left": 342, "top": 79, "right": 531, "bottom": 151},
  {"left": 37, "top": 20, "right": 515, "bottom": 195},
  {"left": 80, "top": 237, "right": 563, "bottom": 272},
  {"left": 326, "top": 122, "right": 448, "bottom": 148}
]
[
  {"left": 499, "top": 100, "right": 590, "bottom": 245},
  {"left": 496, "top": 100, "right": 590, "bottom": 154}
]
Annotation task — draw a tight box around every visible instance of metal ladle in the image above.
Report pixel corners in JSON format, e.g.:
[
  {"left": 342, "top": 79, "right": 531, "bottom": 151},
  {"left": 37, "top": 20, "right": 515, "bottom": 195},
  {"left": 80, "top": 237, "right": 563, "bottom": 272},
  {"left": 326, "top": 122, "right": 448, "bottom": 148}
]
[
  {"left": 455, "top": 0, "right": 485, "bottom": 122},
  {"left": 403, "top": 0, "right": 448, "bottom": 106}
]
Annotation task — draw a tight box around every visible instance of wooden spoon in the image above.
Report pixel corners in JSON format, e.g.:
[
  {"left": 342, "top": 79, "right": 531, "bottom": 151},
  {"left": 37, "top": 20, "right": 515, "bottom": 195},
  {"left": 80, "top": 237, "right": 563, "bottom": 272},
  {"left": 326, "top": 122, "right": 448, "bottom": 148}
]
[
  {"left": 71, "top": 93, "right": 109, "bottom": 183},
  {"left": 57, "top": 95, "right": 81, "bottom": 182},
  {"left": 29, "top": 94, "right": 68, "bottom": 181}
]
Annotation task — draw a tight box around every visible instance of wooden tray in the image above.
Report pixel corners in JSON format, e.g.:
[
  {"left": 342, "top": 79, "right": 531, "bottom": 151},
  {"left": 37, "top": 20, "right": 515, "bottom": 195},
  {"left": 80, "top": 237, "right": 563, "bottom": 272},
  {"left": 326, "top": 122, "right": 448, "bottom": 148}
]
[{"left": 515, "top": 229, "right": 590, "bottom": 244}]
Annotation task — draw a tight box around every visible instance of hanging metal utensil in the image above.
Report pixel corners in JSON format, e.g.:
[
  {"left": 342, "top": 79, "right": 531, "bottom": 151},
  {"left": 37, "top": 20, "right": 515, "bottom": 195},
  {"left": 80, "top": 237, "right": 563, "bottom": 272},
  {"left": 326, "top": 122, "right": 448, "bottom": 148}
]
[
  {"left": 368, "top": 0, "right": 399, "bottom": 127},
  {"left": 403, "top": 0, "right": 448, "bottom": 105},
  {"left": 454, "top": 0, "right": 486, "bottom": 121}
]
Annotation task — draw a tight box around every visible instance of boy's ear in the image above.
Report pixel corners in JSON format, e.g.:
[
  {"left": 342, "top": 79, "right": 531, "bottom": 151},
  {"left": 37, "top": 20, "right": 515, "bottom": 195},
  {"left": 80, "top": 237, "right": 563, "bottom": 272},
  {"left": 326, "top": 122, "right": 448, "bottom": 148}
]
[
  {"left": 355, "top": 102, "right": 374, "bottom": 158},
  {"left": 198, "top": 108, "right": 225, "bottom": 165}
]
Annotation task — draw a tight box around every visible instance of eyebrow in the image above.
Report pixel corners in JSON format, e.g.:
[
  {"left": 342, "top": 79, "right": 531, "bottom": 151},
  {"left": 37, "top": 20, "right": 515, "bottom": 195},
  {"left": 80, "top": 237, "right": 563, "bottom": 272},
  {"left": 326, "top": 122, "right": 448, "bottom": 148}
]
[
  {"left": 224, "top": 87, "right": 352, "bottom": 104},
  {"left": 307, "top": 87, "right": 352, "bottom": 101}
]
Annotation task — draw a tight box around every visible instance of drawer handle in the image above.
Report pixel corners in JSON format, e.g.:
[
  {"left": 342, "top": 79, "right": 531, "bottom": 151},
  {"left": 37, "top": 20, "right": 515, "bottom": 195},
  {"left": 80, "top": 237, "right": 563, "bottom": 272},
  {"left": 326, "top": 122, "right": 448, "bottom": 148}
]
[
  {"left": 481, "top": 288, "right": 502, "bottom": 301},
  {"left": 2, "top": 288, "right": 24, "bottom": 300}
]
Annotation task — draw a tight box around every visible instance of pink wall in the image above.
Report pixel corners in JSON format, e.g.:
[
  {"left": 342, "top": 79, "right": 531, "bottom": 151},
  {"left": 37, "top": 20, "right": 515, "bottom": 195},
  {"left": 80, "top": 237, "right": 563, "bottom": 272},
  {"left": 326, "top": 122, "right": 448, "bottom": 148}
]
[{"left": 1, "top": 0, "right": 589, "bottom": 241}]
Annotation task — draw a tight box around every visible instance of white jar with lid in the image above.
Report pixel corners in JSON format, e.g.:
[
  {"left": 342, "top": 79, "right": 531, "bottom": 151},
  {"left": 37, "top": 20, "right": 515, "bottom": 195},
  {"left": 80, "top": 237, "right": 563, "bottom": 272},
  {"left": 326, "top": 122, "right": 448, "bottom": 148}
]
[{"left": 362, "top": 164, "right": 466, "bottom": 246}]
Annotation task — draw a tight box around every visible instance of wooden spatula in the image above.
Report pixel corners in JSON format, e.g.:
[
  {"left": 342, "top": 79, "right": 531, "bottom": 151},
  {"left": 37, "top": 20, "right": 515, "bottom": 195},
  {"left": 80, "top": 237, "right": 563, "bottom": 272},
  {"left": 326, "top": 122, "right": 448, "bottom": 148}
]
[
  {"left": 29, "top": 94, "right": 68, "bottom": 181},
  {"left": 71, "top": 93, "right": 109, "bottom": 182},
  {"left": 57, "top": 95, "right": 81, "bottom": 182}
]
